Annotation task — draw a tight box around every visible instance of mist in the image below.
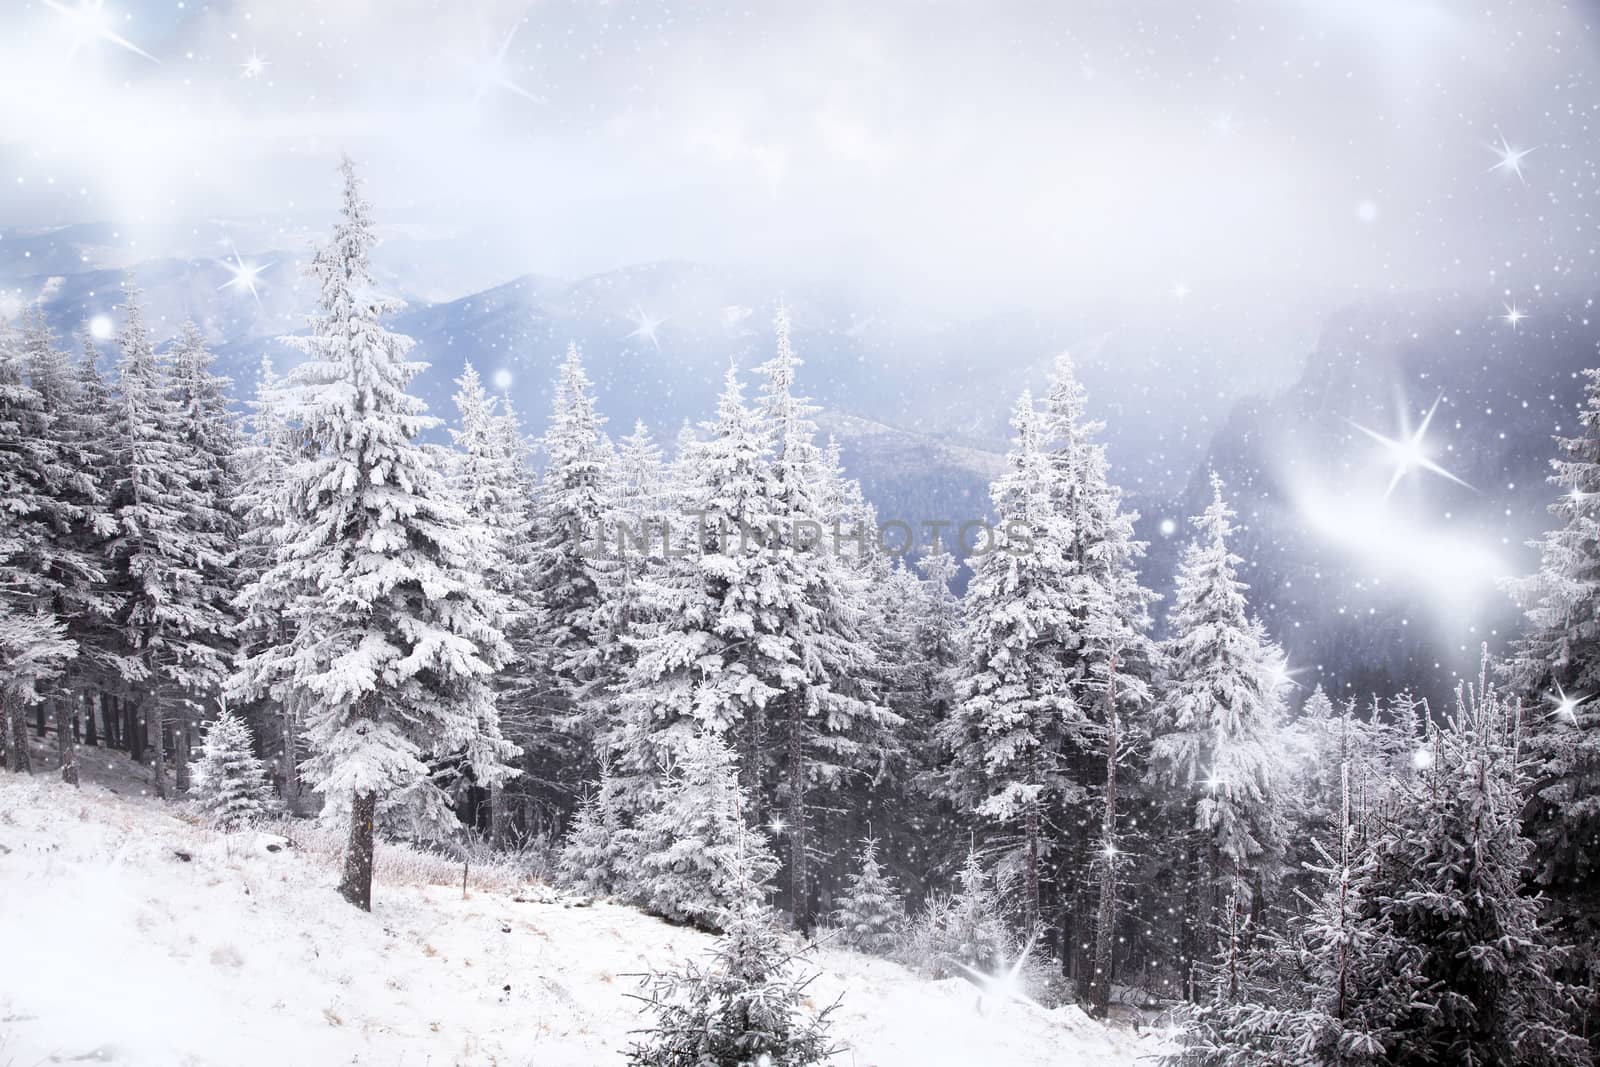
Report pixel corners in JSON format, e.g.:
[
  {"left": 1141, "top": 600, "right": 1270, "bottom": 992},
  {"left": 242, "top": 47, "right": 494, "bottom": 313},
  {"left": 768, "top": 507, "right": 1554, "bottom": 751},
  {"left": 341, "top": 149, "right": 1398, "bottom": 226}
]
[{"left": 3, "top": 0, "right": 1593, "bottom": 311}]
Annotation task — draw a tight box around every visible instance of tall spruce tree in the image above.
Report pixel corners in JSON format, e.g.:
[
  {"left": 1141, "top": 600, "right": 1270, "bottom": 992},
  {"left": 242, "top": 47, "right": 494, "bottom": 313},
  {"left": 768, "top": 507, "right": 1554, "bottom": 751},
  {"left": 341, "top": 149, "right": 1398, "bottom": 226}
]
[
  {"left": 609, "top": 365, "right": 785, "bottom": 812},
  {"left": 229, "top": 159, "right": 518, "bottom": 910},
  {"left": 233, "top": 356, "right": 307, "bottom": 808},
  {"left": 753, "top": 308, "right": 890, "bottom": 932},
  {"left": 165, "top": 321, "right": 242, "bottom": 793},
  {"left": 1148, "top": 472, "right": 1290, "bottom": 996},
  {"left": 0, "top": 315, "right": 79, "bottom": 771},
  {"left": 1503, "top": 364, "right": 1600, "bottom": 962},
  {"left": 1041, "top": 351, "right": 1160, "bottom": 1006},
  {"left": 1167, "top": 762, "right": 1422, "bottom": 1067},
  {"left": 591, "top": 419, "right": 667, "bottom": 683},
  {"left": 530, "top": 343, "right": 612, "bottom": 731},
  {"left": 450, "top": 362, "right": 537, "bottom": 843},
  {"left": 939, "top": 389, "right": 1080, "bottom": 936},
  {"left": 106, "top": 286, "right": 235, "bottom": 799},
  {"left": 1364, "top": 667, "right": 1591, "bottom": 1066},
  {"left": 24, "top": 317, "right": 117, "bottom": 783}
]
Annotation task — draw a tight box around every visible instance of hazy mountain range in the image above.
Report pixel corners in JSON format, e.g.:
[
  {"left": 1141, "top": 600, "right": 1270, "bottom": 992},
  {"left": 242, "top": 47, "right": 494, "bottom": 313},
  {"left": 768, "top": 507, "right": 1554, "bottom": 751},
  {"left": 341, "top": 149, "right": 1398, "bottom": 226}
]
[{"left": 1, "top": 220, "right": 1577, "bottom": 705}]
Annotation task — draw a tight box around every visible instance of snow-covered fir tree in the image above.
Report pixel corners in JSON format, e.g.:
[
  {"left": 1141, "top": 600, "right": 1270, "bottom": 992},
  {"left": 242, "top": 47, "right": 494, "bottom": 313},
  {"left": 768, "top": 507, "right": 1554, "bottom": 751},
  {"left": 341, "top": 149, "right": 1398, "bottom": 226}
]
[
  {"left": 0, "top": 314, "right": 80, "bottom": 770},
  {"left": 1181, "top": 664, "right": 1595, "bottom": 1066},
  {"left": 1041, "top": 351, "right": 1161, "bottom": 1010},
  {"left": 164, "top": 320, "right": 242, "bottom": 793},
  {"left": 1168, "top": 763, "right": 1422, "bottom": 1066},
  {"left": 20, "top": 316, "right": 116, "bottom": 783},
  {"left": 832, "top": 836, "right": 904, "bottom": 955},
  {"left": 1380, "top": 690, "right": 1426, "bottom": 782},
  {"left": 1359, "top": 667, "right": 1593, "bottom": 1065},
  {"left": 480, "top": 387, "right": 573, "bottom": 838},
  {"left": 1503, "top": 364, "right": 1600, "bottom": 963},
  {"left": 228, "top": 159, "right": 518, "bottom": 910},
  {"left": 905, "top": 846, "right": 1014, "bottom": 979},
  {"left": 555, "top": 766, "right": 630, "bottom": 898},
  {"left": 635, "top": 730, "right": 779, "bottom": 932},
  {"left": 591, "top": 418, "right": 667, "bottom": 672},
  {"left": 611, "top": 364, "right": 781, "bottom": 800},
  {"left": 232, "top": 356, "right": 307, "bottom": 809},
  {"left": 0, "top": 599, "right": 75, "bottom": 773},
  {"left": 450, "top": 362, "right": 537, "bottom": 842},
  {"left": 939, "top": 389, "right": 1080, "bottom": 935},
  {"left": 105, "top": 286, "right": 235, "bottom": 799},
  {"left": 859, "top": 560, "right": 940, "bottom": 867},
  {"left": 529, "top": 342, "right": 613, "bottom": 735},
  {"left": 914, "top": 549, "right": 963, "bottom": 696},
  {"left": 1148, "top": 472, "right": 1290, "bottom": 996},
  {"left": 0, "top": 314, "right": 78, "bottom": 773},
  {"left": 1286, "top": 688, "right": 1391, "bottom": 858},
  {"left": 581, "top": 418, "right": 668, "bottom": 787},
  {"left": 192, "top": 704, "right": 273, "bottom": 829},
  {"left": 904, "top": 548, "right": 962, "bottom": 773},
  {"left": 626, "top": 862, "right": 839, "bottom": 1067},
  {"left": 752, "top": 307, "right": 890, "bottom": 932}
]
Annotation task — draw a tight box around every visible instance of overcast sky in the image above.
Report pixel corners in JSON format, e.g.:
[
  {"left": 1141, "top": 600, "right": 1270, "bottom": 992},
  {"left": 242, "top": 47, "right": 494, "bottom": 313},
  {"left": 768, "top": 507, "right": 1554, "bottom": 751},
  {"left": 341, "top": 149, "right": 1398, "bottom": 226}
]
[{"left": 1, "top": 0, "right": 1595, "bottom": 306}]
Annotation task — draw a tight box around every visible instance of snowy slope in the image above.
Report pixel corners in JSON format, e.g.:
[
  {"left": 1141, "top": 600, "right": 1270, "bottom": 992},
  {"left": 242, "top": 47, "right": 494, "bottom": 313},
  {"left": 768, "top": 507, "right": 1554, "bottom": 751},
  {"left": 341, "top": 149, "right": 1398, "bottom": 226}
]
[{"left": 0, "top": 775, "right": 1156, "bottom": 1067}]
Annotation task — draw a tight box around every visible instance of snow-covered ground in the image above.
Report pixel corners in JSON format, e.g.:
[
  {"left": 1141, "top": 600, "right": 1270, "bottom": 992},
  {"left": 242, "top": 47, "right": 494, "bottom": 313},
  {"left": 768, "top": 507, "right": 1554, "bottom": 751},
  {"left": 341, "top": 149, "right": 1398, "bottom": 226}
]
[{"left": 0, "top": 768, "right": 1158, "bottom": 1066}]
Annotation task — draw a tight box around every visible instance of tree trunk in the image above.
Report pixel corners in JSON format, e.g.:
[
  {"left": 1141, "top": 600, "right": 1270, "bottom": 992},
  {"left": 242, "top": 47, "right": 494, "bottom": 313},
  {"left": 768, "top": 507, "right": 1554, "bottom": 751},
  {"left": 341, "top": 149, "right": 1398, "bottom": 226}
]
[
  {"left": 6, "top": 692, "right": 32, "bottom": 774},
  {"left": 53, "top": 697, "right": 78, "bottom": 787},
  {"left": 127, "top": 696, "right": 143, "bottom": 762},
  {"left": 148, "top": 698, "right": 168, "bottom": 799},
  {"left": 281, "top": 699, "right": 303, "bottom": 815},
  {"left": 1024, "top": 750, "right": 1041, "bottom": 937},
  {"left": 788, "top": 693, "right": 810, "bottom": 933},
  {"left": 174, "top": 710, "right": 191, "bottom": 794},
  {"left": 340, "top": 790, "right": 378, "bottom": 911},
  {"left": 34, "top": 702, "right": 47, "bottom": 737},
  {"left": 1181, "top": 839, "right": 1201, "bottom": 1002},
  {"left": 489, "top": 780, "right": 506, "bottom": 849},
  {"left": 1090, "top": 654, "right": 1119, "bottom": 1018},
  {"left": 744, "top": 701, "right": 766, "bottom": 827},
  {"left": 84, "top": 692, "right": 98, "bottom": 747}
]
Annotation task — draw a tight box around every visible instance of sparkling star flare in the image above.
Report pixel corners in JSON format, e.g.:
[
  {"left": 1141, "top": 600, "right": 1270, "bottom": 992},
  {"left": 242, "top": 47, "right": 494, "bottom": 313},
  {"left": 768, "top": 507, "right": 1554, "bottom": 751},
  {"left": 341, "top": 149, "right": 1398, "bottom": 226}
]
[
  {"left": 1265, "top": 656, "right": 1302, "bottom": 692},
  {"left": 955, "top": 929, "right": 1043, "bottom": 1011},
  {"left": 1546, "top": 682, "right": 1587, "bottom": 724},
  {"left": 217, "top": 250, "right": 273, "bottom": 306},
  {"left": 241, "top": 50, "right": 267, "bottom": 79},
  {"left": 1487, "top": 133, "right": 1537, "bottom": 185},
  {"left": 625, "top": 306, "right": 671, "bottom": 350},
  {"left": 44, "top": 0, "right": 159, "bottom": 63},
  {"left": 472, "top": 20, "right": 545, "bottom": 106},
  {"left": 1502, "top": 300, "right": 1527, "bottom": 331},
  {"left": 1346, "top": 393, "right": 1472, "bottom": 498}
]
